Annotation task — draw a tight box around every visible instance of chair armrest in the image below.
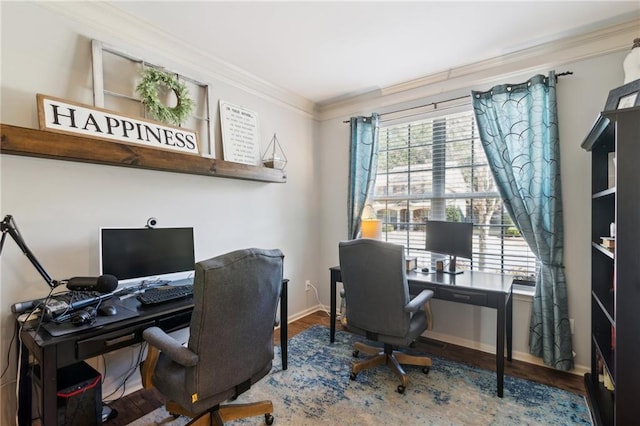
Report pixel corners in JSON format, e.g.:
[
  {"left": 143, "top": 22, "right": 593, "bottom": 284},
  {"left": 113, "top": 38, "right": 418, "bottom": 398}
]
[
  {"left": 404, "top": 289, "right": 434, "bottom": 313},
  {"left": 142, "top": 327, "right": 199, "bottom": 367}
]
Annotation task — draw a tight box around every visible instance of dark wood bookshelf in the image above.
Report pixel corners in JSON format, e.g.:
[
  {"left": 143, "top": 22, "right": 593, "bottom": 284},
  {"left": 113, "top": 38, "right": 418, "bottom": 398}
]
[{"left": 581, "top": 106, "right": 640, "bottom": 425}]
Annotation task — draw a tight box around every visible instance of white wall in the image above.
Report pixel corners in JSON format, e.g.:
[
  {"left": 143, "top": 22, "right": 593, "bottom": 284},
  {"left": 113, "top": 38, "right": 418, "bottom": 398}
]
[
  {"left": 0, "top": 3, "right": 322, "bottom": 423},
  {"left": 317, "top": 50, "right": 629, "bottom": 374},
  {"left": 1, "top": 2, "right": 636, "bottom": 423}
]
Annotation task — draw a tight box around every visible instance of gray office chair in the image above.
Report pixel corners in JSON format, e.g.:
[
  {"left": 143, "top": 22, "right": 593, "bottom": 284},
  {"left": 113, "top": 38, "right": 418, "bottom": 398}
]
[
  {"left": 338, "top": 239, "right": 434, "bottom": 393},
  {"left": 140, "top": 248, "right": 284, "bottom": 425}
]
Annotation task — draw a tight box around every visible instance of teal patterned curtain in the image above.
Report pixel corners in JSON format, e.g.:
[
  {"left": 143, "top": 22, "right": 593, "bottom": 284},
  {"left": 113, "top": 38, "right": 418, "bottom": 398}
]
[
  {"left": 472, "top": 71, "right": 573, "bottom": 371},
  {"left": 348, "top": 114, "right": 379, "bottom": 240}
]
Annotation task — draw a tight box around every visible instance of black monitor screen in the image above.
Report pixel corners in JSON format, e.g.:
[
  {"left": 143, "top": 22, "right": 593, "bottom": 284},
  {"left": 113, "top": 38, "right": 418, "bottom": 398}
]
[
  {"left": 425, "top": 220, "right": 473, "bottom": 260},
  {"left": 100, "top": 227, "right": 195, "bottom": 282}
]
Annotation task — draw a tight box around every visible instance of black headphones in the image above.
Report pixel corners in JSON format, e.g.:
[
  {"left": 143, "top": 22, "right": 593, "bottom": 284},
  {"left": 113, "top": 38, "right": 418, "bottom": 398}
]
[{"left": 71, "top": 307, "right": 97, "bottom": 326}]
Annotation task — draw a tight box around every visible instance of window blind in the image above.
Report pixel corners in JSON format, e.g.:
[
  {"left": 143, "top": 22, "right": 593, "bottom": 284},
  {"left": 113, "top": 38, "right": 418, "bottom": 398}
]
[{"left": 370, "top": 109, "right": 537, "bottom": 280}]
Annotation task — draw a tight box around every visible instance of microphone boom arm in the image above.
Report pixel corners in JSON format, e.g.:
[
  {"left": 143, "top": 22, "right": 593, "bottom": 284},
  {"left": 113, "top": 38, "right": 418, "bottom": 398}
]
[{"left": 1, "top": 215, "right": 59, "bottom": 289}]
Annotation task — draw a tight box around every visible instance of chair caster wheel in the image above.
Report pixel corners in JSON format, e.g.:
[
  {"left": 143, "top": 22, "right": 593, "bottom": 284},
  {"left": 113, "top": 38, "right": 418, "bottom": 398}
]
[
  {"left": 265, "top": 413, "right": 274, "bottom": 425},
  {"left": 422, "top": 367, "right": 430, "bottom": 374},
  {"left": 397, "top": 385, "right": 405, "bottom": 394},
  {"left": 352, "top": 350, "right": 359, "bottom": 357},
  {"left": 350, "top": 372, "right": 357, "bottom": 381}
]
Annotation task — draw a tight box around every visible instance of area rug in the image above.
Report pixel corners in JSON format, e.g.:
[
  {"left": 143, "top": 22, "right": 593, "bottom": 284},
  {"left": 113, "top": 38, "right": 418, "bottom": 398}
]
[{"left": 128, "top": 325, "right": 591, "bottom": 425}]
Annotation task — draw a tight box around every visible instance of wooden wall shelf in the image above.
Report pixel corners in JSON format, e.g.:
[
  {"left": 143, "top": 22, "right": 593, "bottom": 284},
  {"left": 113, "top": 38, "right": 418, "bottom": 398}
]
[{"left": 0, "top": 124, "right": 286, "bottom": 183}]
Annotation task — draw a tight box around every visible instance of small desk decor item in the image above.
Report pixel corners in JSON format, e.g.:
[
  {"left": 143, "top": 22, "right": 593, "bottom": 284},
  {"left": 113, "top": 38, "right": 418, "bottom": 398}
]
[
  {"left": 600, "top": 237, "right": 615, "bottom": 250},
  {"left": 262, "top": 133, "right": 287, "bottom": 170},
  {"left": 136, "top": 68, "right": 194, "bottom": 125},
  {"left": 604, "top": 78, "right": 640, "bottom": 111},
  {"left": 405, "top": 256, "right": 417, "bottom": 272}
]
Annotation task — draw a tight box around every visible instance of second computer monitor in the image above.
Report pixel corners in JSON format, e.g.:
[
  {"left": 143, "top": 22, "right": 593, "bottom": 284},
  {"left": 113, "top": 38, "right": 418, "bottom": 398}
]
[{"left": 425, "top": 220, "right": 473, "bottom": 274}]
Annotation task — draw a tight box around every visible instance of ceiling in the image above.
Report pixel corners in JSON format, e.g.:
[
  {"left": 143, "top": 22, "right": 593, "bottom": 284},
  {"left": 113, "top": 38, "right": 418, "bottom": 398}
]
[{"left": 112, "top": 1, "right": 640, "bottom": 105}]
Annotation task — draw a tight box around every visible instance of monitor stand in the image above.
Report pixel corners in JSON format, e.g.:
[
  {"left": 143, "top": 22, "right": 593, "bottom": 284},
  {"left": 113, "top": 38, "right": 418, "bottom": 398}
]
[{"left": 445, "top": 255, "right": 464, "bottom": 275}]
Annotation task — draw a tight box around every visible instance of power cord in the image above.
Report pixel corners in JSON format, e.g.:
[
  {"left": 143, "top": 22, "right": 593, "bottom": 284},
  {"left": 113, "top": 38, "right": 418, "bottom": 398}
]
[
  {"left": 15, "top": 285, "right": 59, "bottom": 424},
  {"left": 14, "top": 323, "right": 23, "bottom": 426},
  {"left": 103, "top": 342, "right": 147, "bottom": 403},
  {"left": 306, "top": 282, "right": 331, "bottom": 316},
  {"left": 1, "top": 325, "right": 17, "bottom": 380}
]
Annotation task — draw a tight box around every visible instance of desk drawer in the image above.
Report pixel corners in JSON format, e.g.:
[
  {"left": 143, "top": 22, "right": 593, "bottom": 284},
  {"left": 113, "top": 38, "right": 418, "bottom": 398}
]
[
  {"left": 409, "top": 283, "right": 438, "bottom": 297},
  {"left": 438, "top": 287, "right": 487, "bottom": 306},
  {"left": 158, "top": 311, "right": 192, "bottom": 333},
  {"left": 76, "top": 321, "right": 154, "bottom": 359}
]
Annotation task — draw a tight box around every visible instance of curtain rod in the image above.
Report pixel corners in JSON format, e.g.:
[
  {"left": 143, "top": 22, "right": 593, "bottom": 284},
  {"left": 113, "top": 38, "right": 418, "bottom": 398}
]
[
  {"left": 342, "top": 70, "right": 573, "bottom": 123},
  {"left": 556, "top": 71, "right": 573, "bottom": 79},
  {"left": 342, "top": 95, "right": 469, "bottom": 124}
]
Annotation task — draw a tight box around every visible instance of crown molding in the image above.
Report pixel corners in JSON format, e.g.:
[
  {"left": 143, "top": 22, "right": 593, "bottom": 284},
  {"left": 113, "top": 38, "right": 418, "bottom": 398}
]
[
  {"left": 316, "top": 17, "right": 640, "bottom": 122},
  {"left": 36, "top": 1, "right": 640, "bottom": 123},
  {"left": 37, "top": 2, "right": 316, "bottom": 118}
]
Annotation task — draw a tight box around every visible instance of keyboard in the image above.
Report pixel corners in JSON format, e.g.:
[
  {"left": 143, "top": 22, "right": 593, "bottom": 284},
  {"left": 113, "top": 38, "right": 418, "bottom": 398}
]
[{"left": 136, "top": 285, "right": 193, "bottom": 306}]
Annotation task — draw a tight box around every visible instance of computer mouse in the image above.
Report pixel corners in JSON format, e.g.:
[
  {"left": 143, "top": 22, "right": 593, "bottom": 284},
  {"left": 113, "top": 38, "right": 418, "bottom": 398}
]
[{"left": 98, "top": 304, "right": 117, "bottom": 316}]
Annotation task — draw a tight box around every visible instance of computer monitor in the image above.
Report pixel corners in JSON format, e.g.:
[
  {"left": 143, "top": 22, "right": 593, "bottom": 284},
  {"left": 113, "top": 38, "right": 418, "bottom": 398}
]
[
  {"left": 425, "top": 220, "right": 473, "bottom": 274},
  {"left": 100, "top": 227, "right": 195, "bottom": 286}
]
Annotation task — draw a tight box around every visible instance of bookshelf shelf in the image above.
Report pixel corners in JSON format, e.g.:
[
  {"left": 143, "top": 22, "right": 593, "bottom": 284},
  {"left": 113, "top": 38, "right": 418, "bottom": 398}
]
[
  {"left": 592, "top": 187, "right": 615, "bottom": 199},
  {"left": 592, "top": 242, "right": 614, "bottom": 259}
]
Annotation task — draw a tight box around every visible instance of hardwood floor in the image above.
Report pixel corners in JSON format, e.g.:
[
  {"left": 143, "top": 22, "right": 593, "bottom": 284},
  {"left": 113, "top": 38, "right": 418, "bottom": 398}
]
[{"left": 104, "top": 311, "right": 585, "bottom": 425}]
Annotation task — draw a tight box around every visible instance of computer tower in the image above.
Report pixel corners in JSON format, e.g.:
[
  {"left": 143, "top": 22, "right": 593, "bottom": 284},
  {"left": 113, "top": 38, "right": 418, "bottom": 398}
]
[{"left": 56, "top": 361, "right": 102, "bottom": 425}]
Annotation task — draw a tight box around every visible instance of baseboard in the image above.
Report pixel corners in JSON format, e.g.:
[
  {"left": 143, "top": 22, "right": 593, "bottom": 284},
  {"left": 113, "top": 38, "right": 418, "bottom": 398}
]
[
  {"left": 424, "top": 330, "right": 589, "bottom": 376},
  {"left": 285, "top": 304, "right": 329, "bottom": 325}
]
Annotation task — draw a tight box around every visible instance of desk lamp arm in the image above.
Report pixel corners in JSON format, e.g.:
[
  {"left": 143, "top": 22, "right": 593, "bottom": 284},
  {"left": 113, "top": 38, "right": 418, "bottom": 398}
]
[{"left": 1, "top": 214, "right": 59, "bottom": 289}]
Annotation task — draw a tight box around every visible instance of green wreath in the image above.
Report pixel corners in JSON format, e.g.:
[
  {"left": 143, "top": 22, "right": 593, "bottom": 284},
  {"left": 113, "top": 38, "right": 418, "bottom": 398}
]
[{"left": 136, "top": 68, "right": 194, "bottom": 125}]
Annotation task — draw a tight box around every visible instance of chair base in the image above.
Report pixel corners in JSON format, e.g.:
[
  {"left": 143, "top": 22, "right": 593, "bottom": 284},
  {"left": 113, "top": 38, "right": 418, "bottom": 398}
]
[
  {"left": 168, "top": 400, "right": 274, "bottom": 426},
  {"left": 142, "top": 345, "right": 274, "bottom": 425},
  {"left": 350, "top": 341, "right": 432, "bottom": 392}
]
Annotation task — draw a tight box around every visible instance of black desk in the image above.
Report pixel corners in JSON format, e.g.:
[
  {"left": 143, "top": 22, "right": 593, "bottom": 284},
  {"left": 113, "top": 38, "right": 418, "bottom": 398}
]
[
  {"left": 17, "top": 279, "right": 289, "bottom": 426},
  {"left": 329, "top": 267, "right": 513, "bottom": 397}
]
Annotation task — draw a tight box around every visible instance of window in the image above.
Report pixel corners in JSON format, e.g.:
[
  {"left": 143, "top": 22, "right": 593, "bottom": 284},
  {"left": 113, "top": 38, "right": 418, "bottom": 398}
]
[{"left": 370, "top": 107, "right": 536, "bottom": 281}]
